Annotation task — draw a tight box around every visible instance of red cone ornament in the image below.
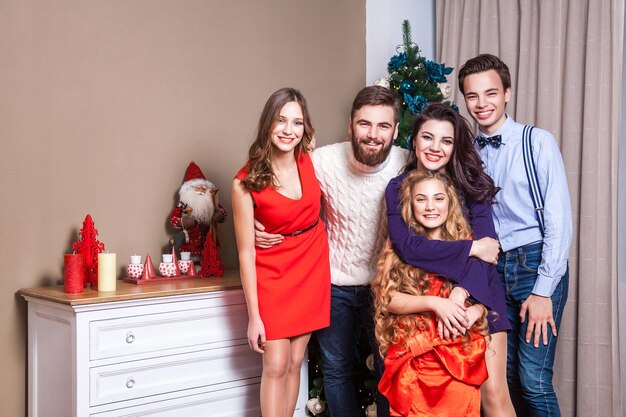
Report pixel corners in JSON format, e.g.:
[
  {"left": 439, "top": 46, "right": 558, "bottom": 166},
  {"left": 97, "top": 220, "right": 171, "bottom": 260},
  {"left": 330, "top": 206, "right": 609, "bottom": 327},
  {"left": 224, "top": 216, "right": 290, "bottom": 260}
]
[
  {"left": 171, "top": 247, "right": 181, "bottom": 276},
  {"left": 187, "top": 260, "right": 197, "bottom": 276},
  {"left": 142, "top": 254, "right": 157, "bottom": 279}
]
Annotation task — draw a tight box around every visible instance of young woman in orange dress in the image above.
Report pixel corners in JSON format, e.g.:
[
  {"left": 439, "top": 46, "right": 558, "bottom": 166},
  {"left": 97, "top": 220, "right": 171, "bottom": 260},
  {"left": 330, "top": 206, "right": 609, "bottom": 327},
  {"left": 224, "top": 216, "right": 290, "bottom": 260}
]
[
  {"left": 232, "top": 88, "right": 330, "bottom": 417},
  {"left": 373, "top": 170, "right": 489, "bottom": 417}
]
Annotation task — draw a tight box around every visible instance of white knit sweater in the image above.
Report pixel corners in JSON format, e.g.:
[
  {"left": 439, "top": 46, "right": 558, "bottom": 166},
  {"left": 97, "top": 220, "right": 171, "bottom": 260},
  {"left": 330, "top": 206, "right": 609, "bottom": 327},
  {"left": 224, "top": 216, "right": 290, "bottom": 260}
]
[{"left": 312, "top": 142, "right": 409, "bottom": 286}]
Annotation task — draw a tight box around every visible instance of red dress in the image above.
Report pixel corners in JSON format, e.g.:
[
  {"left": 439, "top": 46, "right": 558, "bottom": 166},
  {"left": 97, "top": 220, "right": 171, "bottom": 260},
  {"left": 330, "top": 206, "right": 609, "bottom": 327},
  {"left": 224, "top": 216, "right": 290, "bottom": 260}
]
[
  {"left": 236, "top": 153, "right": 331, "bottom": 340},
  {"left": 379, "top": 276, "right": 488, "bottom": 417}
]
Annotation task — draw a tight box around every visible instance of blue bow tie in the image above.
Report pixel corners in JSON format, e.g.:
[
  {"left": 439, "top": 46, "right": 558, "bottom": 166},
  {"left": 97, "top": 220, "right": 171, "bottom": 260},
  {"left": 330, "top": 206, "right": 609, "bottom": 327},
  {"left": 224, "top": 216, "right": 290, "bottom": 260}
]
[{"left": 477, "top": 135, "right": 503, "bottom": 149}]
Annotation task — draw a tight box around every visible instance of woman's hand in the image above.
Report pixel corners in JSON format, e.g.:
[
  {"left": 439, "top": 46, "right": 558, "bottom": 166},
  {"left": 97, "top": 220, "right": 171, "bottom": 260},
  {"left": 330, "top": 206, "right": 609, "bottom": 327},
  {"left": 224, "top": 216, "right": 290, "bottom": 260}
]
[
  {"left": 247, "top": 316, "right": 267, "bottom": 353},
  {"left": 449, "top": 286, "right": 468, "bottom": 306},
  {"left": 431, "top": 297, "right": 469, "bottom": 339},
  {"left": 437, "top": 286, "right": 470, "bottom": 339},
  {"left": 469, "top": 237, "right": 500, "bottom": 264},
  {"left": 466, "top": 304, "right": 486, "bottom": 329}
]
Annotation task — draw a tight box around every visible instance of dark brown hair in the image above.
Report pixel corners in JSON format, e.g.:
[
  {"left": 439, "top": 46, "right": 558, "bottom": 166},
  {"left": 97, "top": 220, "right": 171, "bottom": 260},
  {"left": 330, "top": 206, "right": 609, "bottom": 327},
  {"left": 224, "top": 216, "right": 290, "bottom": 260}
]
[
  {"left": 242, "top": 88, "right": 314, "bottom": 192},
  {"left": 403, "top": 103, "right": 497, "bottom": 203},
  {"left": 458, "top": 54, "right": 511, "bottom": 95},
  {"left": 350, "top": 85, "right": 400, "bottom": 123}
]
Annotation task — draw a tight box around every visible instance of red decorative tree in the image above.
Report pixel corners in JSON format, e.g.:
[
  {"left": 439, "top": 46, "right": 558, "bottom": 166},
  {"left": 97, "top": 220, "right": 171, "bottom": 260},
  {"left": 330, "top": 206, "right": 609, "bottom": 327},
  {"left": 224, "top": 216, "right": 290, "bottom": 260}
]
[
  {"left": 72, "top": 214, "right": 105, "bottom": 287},
  {"left": 199, "top": 234, "right": 224, "bottom": 277}
]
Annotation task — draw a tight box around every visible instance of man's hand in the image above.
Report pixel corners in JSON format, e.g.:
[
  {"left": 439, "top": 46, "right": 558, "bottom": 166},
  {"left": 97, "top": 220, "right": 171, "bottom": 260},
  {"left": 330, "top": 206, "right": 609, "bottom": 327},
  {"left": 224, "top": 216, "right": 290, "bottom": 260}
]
[
  {"left": 254, "top": 219, "right": 283, "bottom": 248},
  {"left": 520, "top": 294, "right": 556, "bottom": 347},
  {"left": 469, "top": 237, "right": 500, "bottom": 264}
]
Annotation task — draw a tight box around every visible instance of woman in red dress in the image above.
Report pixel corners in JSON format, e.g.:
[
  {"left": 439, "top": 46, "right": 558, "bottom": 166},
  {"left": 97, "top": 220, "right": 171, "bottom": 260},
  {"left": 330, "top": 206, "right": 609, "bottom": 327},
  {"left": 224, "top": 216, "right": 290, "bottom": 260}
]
[
  {"left": 373, "top": 170, "right": 489, "bottom": 417},
  {"left": 232, "top": 88, "right": 330, "bottom": 417}
]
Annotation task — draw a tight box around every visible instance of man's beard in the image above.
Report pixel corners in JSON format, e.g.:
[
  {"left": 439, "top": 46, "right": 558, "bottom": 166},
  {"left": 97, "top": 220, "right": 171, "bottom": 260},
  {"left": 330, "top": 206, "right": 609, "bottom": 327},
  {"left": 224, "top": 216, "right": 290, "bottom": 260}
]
[
  {"left": 351, "top": 135, "right": 392, "bottom": 166},
  {"left": 179, "top": 188, "right": 215, "bottom": 224}
]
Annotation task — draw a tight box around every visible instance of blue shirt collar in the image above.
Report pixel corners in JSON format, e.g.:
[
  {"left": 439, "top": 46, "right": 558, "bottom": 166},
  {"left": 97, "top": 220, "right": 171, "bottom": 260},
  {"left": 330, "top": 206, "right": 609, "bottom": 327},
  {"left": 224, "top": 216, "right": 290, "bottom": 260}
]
[{"left": 478, "top": 114, "right": 516, "bottom": 144}]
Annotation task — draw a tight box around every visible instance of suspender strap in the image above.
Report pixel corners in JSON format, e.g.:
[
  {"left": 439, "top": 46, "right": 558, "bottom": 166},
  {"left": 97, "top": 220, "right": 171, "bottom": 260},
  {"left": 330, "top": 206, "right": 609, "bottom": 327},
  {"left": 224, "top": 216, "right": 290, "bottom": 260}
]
[{"left": 522, "top": 125, "right": 545, "bottom": 235}]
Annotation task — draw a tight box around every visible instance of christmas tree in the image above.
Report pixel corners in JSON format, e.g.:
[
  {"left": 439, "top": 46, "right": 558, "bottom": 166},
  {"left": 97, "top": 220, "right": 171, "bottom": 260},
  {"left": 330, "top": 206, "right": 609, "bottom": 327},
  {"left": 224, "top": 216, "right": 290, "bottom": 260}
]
[
  {"left": 384, "top": 20, "right": 456, "bottom": 148},
  {"left": 199, "top": 234, "right": 224, "bottom": 277},
  {"left": 72, "top": 214, "right": 105, "bottom": 287},
  {"left": 307, "top": 331, "right": 378, "bottom": 416}
]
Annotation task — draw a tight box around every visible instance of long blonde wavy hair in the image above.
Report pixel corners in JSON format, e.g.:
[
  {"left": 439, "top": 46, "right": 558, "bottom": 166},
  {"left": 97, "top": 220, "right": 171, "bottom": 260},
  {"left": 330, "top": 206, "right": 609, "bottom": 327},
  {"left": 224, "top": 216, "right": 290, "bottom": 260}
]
[{"left": 373, "top": 170, "right": 488, "bottom": 356}]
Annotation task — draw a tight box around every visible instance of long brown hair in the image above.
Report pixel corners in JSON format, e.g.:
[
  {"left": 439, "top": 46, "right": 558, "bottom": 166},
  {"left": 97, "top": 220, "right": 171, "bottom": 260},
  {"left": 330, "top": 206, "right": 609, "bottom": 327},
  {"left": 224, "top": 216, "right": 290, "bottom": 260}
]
[
  {"left": 373, "top": 170, "right": 488, "bottom": 356},
  {"left": 241, "top": 88, "right": 314, "bottom": 191},
  {"left": 403, "top": 102, "right": 498, "bottom": 203}
]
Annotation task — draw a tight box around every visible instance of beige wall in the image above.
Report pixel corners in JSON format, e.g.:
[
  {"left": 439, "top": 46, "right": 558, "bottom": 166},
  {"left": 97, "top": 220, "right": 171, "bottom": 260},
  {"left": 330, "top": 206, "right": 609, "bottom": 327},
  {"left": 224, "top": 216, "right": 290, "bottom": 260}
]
[{"left": 0, "top": 1, "right": 365, "bottom": 415}]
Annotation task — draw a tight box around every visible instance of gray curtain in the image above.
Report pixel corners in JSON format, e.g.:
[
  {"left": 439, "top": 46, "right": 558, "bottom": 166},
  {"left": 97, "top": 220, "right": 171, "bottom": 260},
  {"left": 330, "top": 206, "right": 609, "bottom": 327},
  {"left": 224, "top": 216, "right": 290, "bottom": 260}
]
[{"left": 436, "top": 1, "right": 623, "bottom": 416}]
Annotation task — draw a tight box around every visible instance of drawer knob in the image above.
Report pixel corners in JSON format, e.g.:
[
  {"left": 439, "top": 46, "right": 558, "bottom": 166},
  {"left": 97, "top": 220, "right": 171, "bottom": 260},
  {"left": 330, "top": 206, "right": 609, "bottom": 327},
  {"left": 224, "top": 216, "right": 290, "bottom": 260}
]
[
  {"left": 126, "top": 377, "right": 135, "bottom": 389},
  {"left": 125, "top": 331, "right": 135, "bottom": 344}
]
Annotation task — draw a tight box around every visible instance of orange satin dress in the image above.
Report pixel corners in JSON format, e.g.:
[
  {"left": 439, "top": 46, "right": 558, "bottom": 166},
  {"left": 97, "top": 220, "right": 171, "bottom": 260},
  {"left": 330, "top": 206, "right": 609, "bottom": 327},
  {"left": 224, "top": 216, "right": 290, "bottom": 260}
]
[
  {"left": 379, "top": 276, "right": 488, "bottom": 417},
  {"left": 236, "top": 153, "right": 331, "bottom": 340}
]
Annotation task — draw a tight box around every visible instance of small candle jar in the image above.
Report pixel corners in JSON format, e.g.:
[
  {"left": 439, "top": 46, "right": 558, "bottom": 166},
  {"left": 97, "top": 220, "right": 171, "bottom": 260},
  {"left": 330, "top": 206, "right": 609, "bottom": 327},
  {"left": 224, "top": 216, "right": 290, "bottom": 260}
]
[
  {"left": 127, "top": 263, "right": 144, "bottom": 279},
  {"left": 159, "top": 262, "right": 177, "bottom": 277},
  {"left": 177, "top": 259, "right": 192, "bottom": 274}
]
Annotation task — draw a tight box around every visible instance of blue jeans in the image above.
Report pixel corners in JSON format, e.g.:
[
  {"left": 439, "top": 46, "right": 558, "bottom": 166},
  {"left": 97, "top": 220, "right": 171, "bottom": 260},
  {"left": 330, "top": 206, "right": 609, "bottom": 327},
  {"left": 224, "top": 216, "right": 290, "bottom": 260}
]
[
  {"left": 315, "top": 284, "right": 390, "bottom": 417},
  {"left": 497, "top": 242, "right": 569, "bottom": 417}
]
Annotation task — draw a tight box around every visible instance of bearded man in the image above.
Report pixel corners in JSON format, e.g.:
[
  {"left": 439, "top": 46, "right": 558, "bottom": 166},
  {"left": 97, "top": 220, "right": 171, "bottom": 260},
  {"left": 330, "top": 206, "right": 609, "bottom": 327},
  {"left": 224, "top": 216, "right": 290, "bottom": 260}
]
[
  {"left": 169, "top": 162, "right": 226, "bottom": 268},
  {"left": 256, "top": 86, "right": 409, "bottom": 417}
]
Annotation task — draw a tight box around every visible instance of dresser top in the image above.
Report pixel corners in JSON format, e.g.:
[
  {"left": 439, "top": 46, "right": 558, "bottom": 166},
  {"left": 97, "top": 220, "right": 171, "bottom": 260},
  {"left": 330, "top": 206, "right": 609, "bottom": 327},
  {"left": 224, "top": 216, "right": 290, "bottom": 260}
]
[{"left": 19, "top": 270, "right": 242, "bottom": 306}]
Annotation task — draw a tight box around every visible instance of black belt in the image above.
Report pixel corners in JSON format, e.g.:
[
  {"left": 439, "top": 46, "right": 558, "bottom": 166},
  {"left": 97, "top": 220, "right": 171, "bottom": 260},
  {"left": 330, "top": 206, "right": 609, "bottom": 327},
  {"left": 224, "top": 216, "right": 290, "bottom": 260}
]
[{"left": 282, "top": 218, "right": 319, "bottom": 236}]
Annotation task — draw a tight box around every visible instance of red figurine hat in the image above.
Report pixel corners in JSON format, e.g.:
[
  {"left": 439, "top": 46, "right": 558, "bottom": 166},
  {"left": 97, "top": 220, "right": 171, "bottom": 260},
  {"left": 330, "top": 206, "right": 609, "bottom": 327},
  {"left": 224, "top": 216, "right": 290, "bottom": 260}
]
[
  {"left": 180, "top": 162, "right": 214, "bottom": 194},
  {"left": 184, "top": 162, "right": 206, "bottom": 182}
]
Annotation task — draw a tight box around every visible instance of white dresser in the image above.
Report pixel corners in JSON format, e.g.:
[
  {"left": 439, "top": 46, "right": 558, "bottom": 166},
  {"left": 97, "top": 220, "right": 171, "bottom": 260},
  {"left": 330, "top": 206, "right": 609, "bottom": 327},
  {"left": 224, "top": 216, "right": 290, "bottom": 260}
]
[{"left": 20, "top": 271, "right": 308, "bottom": 417}]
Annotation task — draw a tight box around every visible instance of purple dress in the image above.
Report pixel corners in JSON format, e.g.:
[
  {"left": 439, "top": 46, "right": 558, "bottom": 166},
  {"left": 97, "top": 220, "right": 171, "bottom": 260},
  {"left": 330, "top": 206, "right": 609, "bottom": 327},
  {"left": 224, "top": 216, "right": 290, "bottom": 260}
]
[{"left": 385, "top": 172, "right": 510, "bottom": 333}]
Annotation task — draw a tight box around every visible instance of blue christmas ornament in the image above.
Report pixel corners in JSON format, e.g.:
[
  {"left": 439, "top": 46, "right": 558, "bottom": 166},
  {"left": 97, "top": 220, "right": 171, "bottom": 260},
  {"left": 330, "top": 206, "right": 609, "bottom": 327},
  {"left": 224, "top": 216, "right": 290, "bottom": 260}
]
[
  {"left": 399, "top": 79, "right": 416, "bottom": 94},
  {"left": 387, "top": 52, "right": 407, "bottom": 72},
  {"left": 404, "top": 93, "right": 429, "bottom": 115},
  {"left": 424, "top": 60, "right": 453, "bottom": 83}
]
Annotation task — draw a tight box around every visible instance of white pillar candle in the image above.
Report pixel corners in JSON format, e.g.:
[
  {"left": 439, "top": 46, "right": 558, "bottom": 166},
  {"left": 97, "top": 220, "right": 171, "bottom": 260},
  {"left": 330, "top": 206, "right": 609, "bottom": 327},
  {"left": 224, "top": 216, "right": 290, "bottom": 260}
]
[
  {"left": 130, "top": 255, "right": 142, "bottom": 264},
  {"left": 98, "top": 253, "right": 117, "bottom": 292},
  {"left": 180, "top": 252, "right": 191, "bottom": 261},
  {"left": 162, "top": 254, "right": 173, "bottom": 263}
]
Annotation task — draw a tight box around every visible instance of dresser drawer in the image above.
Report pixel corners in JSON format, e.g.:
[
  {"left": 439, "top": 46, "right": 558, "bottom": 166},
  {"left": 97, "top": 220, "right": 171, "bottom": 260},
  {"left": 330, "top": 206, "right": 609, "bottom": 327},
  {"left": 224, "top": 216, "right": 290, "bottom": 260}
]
[
  {"left": 91, "top": 383, "right": 261, "bottom": 416},
  {"left": 90, "top": 303, "right": 248, "bottom": 360},
  {"left": 90, "top": 344, "right": 262, "bottom": 406}
]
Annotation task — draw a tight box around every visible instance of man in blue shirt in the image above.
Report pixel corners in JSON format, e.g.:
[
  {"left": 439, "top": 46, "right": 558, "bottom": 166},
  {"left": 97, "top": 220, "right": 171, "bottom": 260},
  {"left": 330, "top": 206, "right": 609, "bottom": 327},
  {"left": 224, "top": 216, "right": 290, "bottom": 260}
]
[{"left": 458, "top": 54, "right": 573, "bottom": 417}]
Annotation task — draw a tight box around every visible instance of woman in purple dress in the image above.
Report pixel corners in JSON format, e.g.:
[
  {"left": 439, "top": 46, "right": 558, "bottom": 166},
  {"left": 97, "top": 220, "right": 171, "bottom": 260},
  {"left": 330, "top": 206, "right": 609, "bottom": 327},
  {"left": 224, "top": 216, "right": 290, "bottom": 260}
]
[{"left": 384, "top": 103, "right": 516, "bottom": 417}]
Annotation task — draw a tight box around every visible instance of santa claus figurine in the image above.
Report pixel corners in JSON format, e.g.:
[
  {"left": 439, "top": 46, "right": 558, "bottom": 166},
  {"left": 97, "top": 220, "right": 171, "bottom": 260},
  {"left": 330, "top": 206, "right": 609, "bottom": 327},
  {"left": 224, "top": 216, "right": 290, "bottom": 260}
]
[{"left": 169, "top": 161, "right": 226, "bottom": 277}]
